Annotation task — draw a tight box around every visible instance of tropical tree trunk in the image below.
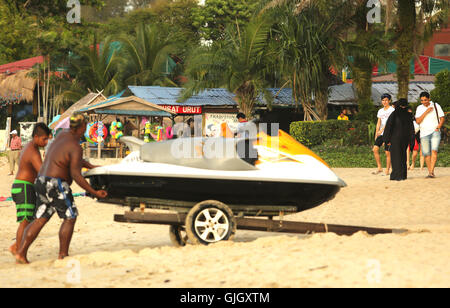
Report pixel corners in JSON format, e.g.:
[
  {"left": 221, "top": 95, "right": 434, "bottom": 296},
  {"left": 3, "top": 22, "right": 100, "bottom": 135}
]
[
  {"left": 352, "top": 56, "right": 373, "bottom": 104},
  {"left": 314, "top": 90, "right": 328, "bottom": 120},
  {"left": 352, "top": 2, "right": 375, "bottom": 111},
  {"left": 385, "top": 0, "right": 395, "bottom": 34},
  {"left": 37, "top": 70, "right": 41, "bottom": 120},
  {"left": 396, "top": 0, "right": 416, "bottom": 99},
  {"left": 238, "top": 96, "right": 256, "bottom": 120}
]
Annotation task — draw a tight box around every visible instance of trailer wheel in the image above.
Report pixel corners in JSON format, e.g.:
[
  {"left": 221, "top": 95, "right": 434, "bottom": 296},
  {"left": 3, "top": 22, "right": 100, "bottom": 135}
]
[
  {"left": 185, "top": 200, "right": 236, "bottom": 245},
  {"left": 169, "top": 225, "right": 189, "bottom": 247}
]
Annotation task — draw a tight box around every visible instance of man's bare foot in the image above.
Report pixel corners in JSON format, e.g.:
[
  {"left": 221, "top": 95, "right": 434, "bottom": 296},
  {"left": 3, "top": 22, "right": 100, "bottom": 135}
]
[
  {"left": 58, "top": 254, "right": 69, "bottom": 260},
  {"left": 9, "top": 243, "right": 17, "bottom": 256},
  {"left": 410, "top": 165, "right": 415, "bottom": 170},
  {"left": 15, "top": 254, "right": 29, "bottom": 264},
  {"left": 372, "top": 170, "right": 383, "bottom": 175}
]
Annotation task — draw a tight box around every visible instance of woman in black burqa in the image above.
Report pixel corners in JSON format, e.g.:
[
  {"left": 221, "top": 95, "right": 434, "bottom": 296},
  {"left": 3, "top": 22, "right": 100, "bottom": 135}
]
[{"left": 383, "top": 99, "right": 416, "bottom": 181}]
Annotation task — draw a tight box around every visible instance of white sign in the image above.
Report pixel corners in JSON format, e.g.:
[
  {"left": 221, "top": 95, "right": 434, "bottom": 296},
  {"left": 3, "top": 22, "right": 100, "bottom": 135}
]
[
  {"left": 204, "top": 113, "right": 238, "bottom": 137},
  {"left": 1, "top": 117, "right": 11, "bottom": 151},
  {"left": 19, "top": 122, "right": 36, "bottom": 145},
  {"left": 0, "top": 130, "right": 6, "bottom": 152}
]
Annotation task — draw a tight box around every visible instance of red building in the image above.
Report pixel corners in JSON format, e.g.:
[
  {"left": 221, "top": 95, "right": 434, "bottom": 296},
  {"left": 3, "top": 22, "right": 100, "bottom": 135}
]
[{"left": 422, "top": 19, "right": 450, "bottom": 61}]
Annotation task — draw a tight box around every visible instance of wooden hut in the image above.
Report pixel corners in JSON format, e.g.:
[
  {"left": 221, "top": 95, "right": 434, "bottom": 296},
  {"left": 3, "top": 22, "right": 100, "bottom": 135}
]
[{"left": 49, "top": 91, "right": 107, "bottom": 130}]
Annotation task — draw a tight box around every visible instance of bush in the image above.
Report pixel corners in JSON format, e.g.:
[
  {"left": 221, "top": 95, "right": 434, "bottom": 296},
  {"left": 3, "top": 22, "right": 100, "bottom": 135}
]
[
  {"left": 431, "top": 69, "right": 450, "bottom": 112},
  {"left": 312, "top": 143, "right": 450, "bottom": 168},
  {"left": 355, "top": 99, "right": 377, "bottom": 123},
  {"left": 290, "top": 119, "right": 371, "bottom": 147}
]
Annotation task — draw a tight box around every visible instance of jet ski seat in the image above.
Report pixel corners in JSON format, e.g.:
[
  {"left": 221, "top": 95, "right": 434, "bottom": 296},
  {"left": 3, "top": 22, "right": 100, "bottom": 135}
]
[{"left": 140, "top": 137, "right": 258, "bottom": 171}]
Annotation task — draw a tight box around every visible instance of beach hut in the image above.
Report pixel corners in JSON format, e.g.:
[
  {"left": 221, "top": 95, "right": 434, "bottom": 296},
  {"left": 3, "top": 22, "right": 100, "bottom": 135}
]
[
  {"left": 79, "top": 95, "right": 176, "bottom": 158},
  {"left": 0, "top": 56, "right": 45, "bottom": 117},
  {"left": 49, "top": 91, "right": 107, "bottom": 130}
]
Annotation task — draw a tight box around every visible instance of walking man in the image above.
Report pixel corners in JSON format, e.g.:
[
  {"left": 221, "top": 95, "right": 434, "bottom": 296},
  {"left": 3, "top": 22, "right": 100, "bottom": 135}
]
[
  {"left": 15, "top": 113, "right": 108, "bottom": 264},
  {"left": 8, "top": 130, "right": 22, "bottom": 175},
  {"left": 372, "top": 94, "right": 395, "bottom": 175},
  {"left": 415, "top": 92, "right": 445, "bottom": 178}
]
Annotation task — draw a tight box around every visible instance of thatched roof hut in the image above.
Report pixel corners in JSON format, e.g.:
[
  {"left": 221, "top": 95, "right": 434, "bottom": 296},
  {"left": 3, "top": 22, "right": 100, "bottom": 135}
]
[{"left": 0, "top": 69, "right": 37, "bottom": 104}]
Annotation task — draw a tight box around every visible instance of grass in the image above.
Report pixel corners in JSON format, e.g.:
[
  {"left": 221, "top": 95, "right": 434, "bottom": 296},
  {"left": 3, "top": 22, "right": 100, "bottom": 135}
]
[{"left": 311, "top": 143, "right": 450, "bottom": 168}]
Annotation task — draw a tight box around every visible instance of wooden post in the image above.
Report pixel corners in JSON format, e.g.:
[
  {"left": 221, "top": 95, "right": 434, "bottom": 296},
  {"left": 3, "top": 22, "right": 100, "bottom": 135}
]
[{"left": 137, "top": 116, "right": 141, "bottom": 139}]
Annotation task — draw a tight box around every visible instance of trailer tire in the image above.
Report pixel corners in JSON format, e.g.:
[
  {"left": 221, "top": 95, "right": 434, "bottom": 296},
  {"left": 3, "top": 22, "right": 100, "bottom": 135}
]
[
  {"left": 185, "top": 200, "right": 236, "bottom": 245},
  {"left": 169, "top": 225, "right": 189, "bottom": 247}
]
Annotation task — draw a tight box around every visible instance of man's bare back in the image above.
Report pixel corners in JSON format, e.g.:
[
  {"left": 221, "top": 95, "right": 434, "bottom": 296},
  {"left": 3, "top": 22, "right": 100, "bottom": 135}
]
[
  {"left": 15, "top": 143, "right": 43, "bottom": 184},
  {"left": 40, "top": 130, "right": 80, "bottom": 185},
  {"left": 39, "top": 128, "right": 106, "bottom": 197}
]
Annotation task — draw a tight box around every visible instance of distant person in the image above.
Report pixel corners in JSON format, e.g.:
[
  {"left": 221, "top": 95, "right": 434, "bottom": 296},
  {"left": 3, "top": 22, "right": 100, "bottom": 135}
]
[
  {"left": 8, "top": 130, "right": 22, "bottom": 176},
  {"left": 337, "top": 109, "right": 349, "bottom": 121},
  {"left": 406, "top": 106, "right": 423, "bottom": 171},
  {"left": 186, "top": 118, "right": 195, "bottom": 137},
  {"left": 15, "top": 113, "right": 108, "bottom": 264},
  {"left": 372, "top": 94, "right": 395, "bottom": 175},
  {"left": 383, "top": 99, "right": 415, "bottom": 181},
  {"left": 235, "top": 113, "right": 249, "bottom": 139},
  {"left": 415, "top": 91, "right": 445, "bottom": 178},
  {"left": 8, "top": 123, "right": 51, "bottom": 257}
]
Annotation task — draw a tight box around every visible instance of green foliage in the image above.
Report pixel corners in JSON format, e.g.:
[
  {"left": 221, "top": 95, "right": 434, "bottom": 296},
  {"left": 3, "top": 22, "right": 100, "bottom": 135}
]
[
  {"left": 98, "top": 0, "right": 200, "bottom": 48},
  {"left": 2, "top": 0, "right": 103, "bottom": 17},
  {"left": 181, "top": 16, "right": 274, "bottom": 118},
  {"left": 355, "top": 99, "right": 377, "bottom": 123},
  {"left": 61, "top": 37, "right": 123, "bottom": 101},
  {"left": 290, "top": 119, "right": 370, "bottom": 148},
  {"left": 431, "top": 69, "right": 450, "bottom": 111},
  {"left": 272, "top": 1, "right": 354, "bottom": 120},
  {"left": 191, "top": 0, "right": 260, "bottom": 41},
  {"left": 117, "top": 23, "right": 178, "bottom": 86}
]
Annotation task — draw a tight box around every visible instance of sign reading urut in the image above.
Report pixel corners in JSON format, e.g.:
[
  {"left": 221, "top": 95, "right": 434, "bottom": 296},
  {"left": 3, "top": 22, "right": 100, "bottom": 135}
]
[{"left": 161, "top": 105, "right": 202, "bottom": 114}]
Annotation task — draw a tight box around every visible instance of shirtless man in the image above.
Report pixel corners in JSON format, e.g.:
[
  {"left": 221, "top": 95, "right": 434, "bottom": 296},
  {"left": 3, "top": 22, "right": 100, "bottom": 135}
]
[
  {"left": 9, "top": 123, "right": 51, "bottom": 256},
  {"left": 15, "top": 113, "right": 107, "bottom": 264}
]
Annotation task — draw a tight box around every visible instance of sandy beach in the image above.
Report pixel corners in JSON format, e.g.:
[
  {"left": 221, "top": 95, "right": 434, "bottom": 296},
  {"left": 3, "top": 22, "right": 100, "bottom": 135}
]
[{"left": 0, "top": 156, "right": 449, "bottom": 288}]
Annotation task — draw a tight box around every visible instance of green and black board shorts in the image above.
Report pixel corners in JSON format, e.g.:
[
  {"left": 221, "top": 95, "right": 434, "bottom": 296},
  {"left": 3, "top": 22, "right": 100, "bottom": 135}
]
[{"left": 11, "top": 180, "right": 36, "bottom": 223}]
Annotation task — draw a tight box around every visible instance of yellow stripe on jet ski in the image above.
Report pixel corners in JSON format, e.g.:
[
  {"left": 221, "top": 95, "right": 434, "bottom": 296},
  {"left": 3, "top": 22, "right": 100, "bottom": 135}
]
[{"left": 254, "top": 130, "right": 329, "bottom": 168}]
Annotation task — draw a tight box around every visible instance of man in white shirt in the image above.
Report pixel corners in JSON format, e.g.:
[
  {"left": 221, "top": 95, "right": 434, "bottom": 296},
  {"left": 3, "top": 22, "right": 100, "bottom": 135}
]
[
  {"left": 372, "top": 94, "right": 395, "bottom": 175},
  {"left": 415, "top": 92, "right": 445, "bottom": 178}
]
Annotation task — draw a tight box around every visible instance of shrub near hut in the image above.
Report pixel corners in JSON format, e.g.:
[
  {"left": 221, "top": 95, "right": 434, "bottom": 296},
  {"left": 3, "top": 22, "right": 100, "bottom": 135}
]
[{"left": 289, "top": 120, "right": 370, "bottom": 147}]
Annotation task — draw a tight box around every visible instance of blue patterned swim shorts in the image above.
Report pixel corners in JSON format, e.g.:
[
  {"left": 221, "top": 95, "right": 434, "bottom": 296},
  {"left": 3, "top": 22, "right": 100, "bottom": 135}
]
[{"left": 34, "top": 176, "right": 78, "bottom": 220}]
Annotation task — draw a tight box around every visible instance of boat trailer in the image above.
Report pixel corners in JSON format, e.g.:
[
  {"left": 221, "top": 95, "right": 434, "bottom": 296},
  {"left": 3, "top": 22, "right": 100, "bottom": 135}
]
[{"left": 111, "top": 197, "right": 407, "bottom": 247}]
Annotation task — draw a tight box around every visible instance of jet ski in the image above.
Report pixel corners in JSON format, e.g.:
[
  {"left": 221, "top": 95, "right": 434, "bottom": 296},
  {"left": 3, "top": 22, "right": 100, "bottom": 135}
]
[{"left": 84, "top": 130, "right": 346, "bottom": 214}]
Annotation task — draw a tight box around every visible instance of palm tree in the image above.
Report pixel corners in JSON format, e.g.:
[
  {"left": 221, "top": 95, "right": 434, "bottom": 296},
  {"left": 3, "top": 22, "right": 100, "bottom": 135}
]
[
  {"left": 388, "top": 0, "right": 449, "bottom": 98},
  {"left": 60, "top": 37, "right": 123, "bottom": 103},
  {"left": 349, "top": 0, "right": 392, "bottom": 121},
  {"left": 118, "top": 23, "right": 178, "bottom": 87},
  {"left": 269, "top": 0, "right": 356, "bottom": 120},
  {"left": 180, "top": 17, "right": 274, "bottom": 119},
  {"left": 266, "top": 0, "right": 393, "bottom": 120}
]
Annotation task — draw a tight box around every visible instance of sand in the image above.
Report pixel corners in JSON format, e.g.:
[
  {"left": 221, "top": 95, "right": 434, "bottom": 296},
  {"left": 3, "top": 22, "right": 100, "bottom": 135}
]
[{"left": 0, "top": 156, "right": 449, "bottom": 288}]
